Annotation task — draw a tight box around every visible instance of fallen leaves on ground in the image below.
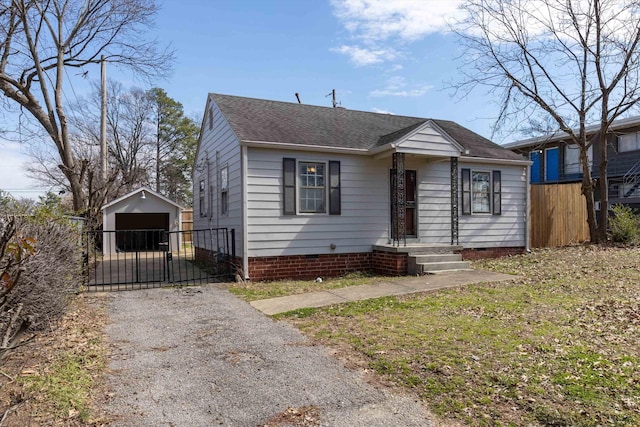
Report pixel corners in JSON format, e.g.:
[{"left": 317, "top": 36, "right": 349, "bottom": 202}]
[
  {"left": 0, "top": 294, "right": 109, "bottom": 426},
  {"left": 258, "top": 405, "right": 321, "bottom": 427},
  {"left": 285, "top": 245, "right": 640, "bottom": 427}
]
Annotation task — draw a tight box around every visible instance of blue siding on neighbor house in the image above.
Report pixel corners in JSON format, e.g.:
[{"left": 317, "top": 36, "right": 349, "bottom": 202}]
[
  {"left": 530, "top": 151, "right": 541, "bottom": 183},
  {"left": 545, "top": 147, "right": 559, "bottom": 181}
]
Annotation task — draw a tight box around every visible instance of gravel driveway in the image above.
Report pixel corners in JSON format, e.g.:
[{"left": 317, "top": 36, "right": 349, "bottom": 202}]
[{"left": 101, "top": 283, "right": 434, "bottom": 426}]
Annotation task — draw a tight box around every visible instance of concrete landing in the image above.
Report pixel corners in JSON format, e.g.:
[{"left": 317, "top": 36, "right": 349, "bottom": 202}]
[{"left": 250, "top": 270, "right": 516, "bottom": 315}]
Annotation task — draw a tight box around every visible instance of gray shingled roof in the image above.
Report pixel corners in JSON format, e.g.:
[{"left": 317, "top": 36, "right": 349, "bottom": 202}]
[{"left": 210, "top": 94, "right": 523, "bottom": 161}]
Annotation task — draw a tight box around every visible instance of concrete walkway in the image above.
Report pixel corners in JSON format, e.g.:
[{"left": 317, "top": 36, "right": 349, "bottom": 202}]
[{"left": 251, "top": 270, "right": 516, "bottom": 315}]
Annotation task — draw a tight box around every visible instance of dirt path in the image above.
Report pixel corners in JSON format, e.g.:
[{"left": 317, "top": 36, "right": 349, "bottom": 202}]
[{"left": 100, "top": 284, "right": 434, "bottom": 426}]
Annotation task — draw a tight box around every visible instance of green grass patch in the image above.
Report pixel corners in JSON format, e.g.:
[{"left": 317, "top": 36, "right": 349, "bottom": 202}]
[
  {"left": 21, "top": 346, "right": 104, "bottom": 421},
  {"left": 285, "top": 246, "right": 640, "bottom": 426},
  {"left": 228, "top": 271, "right": 386, "bottom": 301}
]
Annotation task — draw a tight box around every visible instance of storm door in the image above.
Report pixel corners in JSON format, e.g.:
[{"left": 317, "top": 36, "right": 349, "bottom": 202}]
[{"left": 390, "top": 169, "right": 417, "bottom": 238}]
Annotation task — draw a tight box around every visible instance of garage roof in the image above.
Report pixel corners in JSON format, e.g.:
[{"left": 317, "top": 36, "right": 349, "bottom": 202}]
[{"left": 101, "top": 187, "right": 184, "bottom": 211}]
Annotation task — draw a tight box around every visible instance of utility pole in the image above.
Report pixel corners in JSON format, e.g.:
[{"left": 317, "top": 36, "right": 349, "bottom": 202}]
[
  {"left": 100, "top": 55, "right": 107, "bottom": 182},
  {"left": 326, "top": 89, "right": 337, "bottom": 108}
]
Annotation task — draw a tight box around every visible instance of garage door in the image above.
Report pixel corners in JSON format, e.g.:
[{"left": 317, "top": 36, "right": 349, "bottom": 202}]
[{"left": 115, "top": 213, "right": 169, "bottom": 251}]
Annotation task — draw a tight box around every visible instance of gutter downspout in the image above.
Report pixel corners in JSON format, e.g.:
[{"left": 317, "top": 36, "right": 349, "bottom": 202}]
[
  {"left": 525, "top": 164, "right": 531, "bottom": 252},
  {"left": 241, "top": 145, "right": 249, "bottom": 279}
]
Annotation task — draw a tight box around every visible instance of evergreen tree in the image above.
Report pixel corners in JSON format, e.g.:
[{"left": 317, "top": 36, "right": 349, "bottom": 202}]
[{"left": 148, "top": 88, "right": 200, "bottom": 206}]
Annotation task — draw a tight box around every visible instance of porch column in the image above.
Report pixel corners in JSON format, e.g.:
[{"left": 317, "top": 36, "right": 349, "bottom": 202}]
[
  {"left": 392, "top": 152, "right": 406, "bottom": 246},
  {"left": 450, "top": 157, "right": 459, "bottom": 245}
]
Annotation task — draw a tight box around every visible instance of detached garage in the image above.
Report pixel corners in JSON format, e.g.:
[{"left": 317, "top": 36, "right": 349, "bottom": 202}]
[{"left": 101, "top": 187, "right": 183, "bottom": 254}]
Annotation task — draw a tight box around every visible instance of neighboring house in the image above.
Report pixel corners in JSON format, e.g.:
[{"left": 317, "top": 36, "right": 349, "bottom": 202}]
[
  {"left": 194, "top": 94, "right": 530, "bottom": 281},
  {"left": 101, "top": 187, "right": 183, "bottom": 254},
  {"left": 504, "top": 116, "right": 640, "bottom": 208}
]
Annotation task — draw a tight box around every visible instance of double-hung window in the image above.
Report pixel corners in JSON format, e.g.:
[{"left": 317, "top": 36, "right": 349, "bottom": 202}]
[
  {"left": 283, "top": 158, "right": 341, "bottom": 215},
  {"left": 461, "top": 169, "right": 501, "bottom": 215},
  {"left": 199, "top": 179, "right": 206, "bottom": 217},
  {"left": 220, "top": 165, "right": 229, "bottom": 215},
  {"left": 299, "top": 162, "right": 326, "bottom": 213},
  {"left": 471, "top": 171, "right": 491, "bottom": 213},
  {"left": 619, "top": 132, "right": 640, "bottom": 152}
]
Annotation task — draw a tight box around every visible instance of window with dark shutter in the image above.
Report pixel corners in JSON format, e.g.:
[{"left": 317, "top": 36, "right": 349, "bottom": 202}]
[
  {"left": 461, "top": 168, "right": 471, "bottom": 215},
  {"left": 329, "top": 161, "right": 341, "bottom": 215},
  {"left": 283, "top": 158, "right": 296, "bottom": 215},
  {"left": 493, "top": 170, "right": 501, "bottom": 215}
]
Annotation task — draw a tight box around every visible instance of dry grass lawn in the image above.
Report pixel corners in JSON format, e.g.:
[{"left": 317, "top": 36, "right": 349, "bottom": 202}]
[{"left": 281, "top": 246, "right": 640, "bottom": 426}]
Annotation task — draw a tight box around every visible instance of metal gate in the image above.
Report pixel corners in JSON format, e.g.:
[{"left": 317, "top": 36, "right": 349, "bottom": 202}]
[{"left": 83, "top": 228, "right": 235, "bottom": 291}]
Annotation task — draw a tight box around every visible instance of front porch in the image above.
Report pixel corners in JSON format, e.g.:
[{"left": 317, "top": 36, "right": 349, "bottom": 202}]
[
  {"left": 373, "top": 243, "right": 468, "bottom": 276},
  {"left": 373, "top": 243, "right": 526, "bottom": 275}
]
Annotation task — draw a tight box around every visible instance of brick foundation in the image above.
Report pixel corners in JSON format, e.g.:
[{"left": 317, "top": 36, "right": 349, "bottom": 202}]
[
  {"left": 459, "top": 246, "right": 525, "bottom": 261},
  {"left": 195, "top": 245, "right": 526, "bottom": 281},
  {"left": 194, "top": 247, "right": 238, "bottom": 276},
  {"left": 371, "top": 250, "right": 408, "bottom": 276},
  {"left": 247, "top": 252, "right": 372, "bottom": 281}
]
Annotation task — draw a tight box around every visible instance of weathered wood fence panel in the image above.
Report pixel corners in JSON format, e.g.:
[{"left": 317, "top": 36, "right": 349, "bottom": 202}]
[
  {"left": 530, "top": 183, "right": 590, "bottom": 248},
  {"left": 181, "top": 209, "right": 193, "bottom": 242}
]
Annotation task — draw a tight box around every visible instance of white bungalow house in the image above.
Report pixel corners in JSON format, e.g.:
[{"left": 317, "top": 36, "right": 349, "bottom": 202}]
[{"left": 194, "top": 94, "right": 530, "bottom": 281}]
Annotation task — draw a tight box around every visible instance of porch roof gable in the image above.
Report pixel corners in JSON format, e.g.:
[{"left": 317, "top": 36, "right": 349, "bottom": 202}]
[{"left": 374, "top": 120, "right": 464, "bottom": 157}]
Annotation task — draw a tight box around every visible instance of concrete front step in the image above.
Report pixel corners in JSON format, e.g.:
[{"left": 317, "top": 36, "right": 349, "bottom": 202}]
[
  {"left": 423, "top": 268, "right": 474, "bottom": 275},
  {"left": 407, "top": 253, "right": 471, "bottom": 275},
  {"left": 411, "top": 253, "right": 462, "bottom": 264},
  {"left": 419, "top": 260, "right": 471, "bottom": 272}
]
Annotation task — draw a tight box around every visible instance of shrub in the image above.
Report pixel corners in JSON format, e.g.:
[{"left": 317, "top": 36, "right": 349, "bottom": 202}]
[
  {"left": 0, "top": 199, "right": 83, "bottom": 353},
  {"left": 609, "top": 204, "right": 640, "bottom": 244}
]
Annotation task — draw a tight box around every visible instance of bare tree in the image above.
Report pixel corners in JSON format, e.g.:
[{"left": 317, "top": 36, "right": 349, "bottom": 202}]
[
  {"left": 26, "top": 134, "right": 117, "bottom": 227},
  {"left": 0, "top": 0, "right": 172, "bottom": 214},
  {"left": 455, "top": 0, "right": 640, "bottom": 242},
  {"left": 85, "top": 81, "right": 154, "bottom": 192},
  {"left": 27, "top": 81, "right": 156, "bottom": 226}
]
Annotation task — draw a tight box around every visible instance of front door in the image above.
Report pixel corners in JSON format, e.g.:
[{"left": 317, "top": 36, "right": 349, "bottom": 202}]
[{"left": 390, "top": 169, "right": 417, "bottom": 237}]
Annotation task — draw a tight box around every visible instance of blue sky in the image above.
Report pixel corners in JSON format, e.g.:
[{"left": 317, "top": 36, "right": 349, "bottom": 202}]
[{"left": 3, "top": 0, "right": 509, "bottom": 200}]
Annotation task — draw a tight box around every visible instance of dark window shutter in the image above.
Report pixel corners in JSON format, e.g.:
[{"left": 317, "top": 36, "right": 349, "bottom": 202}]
[
  {"left": 461, "top": 168, "right": 471, "bottom": 215},
  {"left": 329, "top": 161, "right": 341, "bottom": 215},
  {"left": 493, "top": 170, "right": 502, "bottom": 215},
  {"left": 283, "top": 158, "right": 296, "bottom": 215}
]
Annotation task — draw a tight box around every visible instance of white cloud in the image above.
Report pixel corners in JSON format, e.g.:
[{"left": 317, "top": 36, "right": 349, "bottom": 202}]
[
  {"left": 330, "top": 45, "right": 398, "bottom": 66},
  {"left": 370, "top": 76, "right": 433, "bottom": 97},
  {"left": 331, "top": 0, "right": 464, "bottom": 43},
  {"left": 372, "top": 107, "right": 395, "bottom": 114}
]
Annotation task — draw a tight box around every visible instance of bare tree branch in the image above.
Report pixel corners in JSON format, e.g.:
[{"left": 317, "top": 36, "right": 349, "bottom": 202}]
[
  {"left": 0, "top": 0, "right": 174, "bottom": 214},
  {"left": 453, "top": 0, "right": 640, "bottom": 242}
]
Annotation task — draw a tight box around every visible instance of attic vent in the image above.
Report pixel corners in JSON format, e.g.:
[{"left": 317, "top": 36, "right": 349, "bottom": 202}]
[{"left": 208, "top": 107, "right": 213, "bottom": 130}]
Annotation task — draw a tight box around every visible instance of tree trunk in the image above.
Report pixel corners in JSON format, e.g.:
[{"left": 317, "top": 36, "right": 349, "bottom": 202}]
[
  {"left": 578, "top": 136, "right": 599, "bottom": 243},
  {"left": 596, "top": 132, "right": 609, "bottom": 243},
  {"left": 582, "top": 170, "right": 599, "bottom": 242}
]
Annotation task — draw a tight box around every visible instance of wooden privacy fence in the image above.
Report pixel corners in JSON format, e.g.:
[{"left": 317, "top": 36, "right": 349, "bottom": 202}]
[
  {"left": 181, "top": 209, "right": 193, "bottom": 243},
  {"left": 530, "top": 183, "right": 590, "bottom": 248}
]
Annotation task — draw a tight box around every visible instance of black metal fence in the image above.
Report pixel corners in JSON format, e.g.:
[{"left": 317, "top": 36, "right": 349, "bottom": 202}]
[{"left": 84, "top": 228, "right": 235, "bottom": 291}]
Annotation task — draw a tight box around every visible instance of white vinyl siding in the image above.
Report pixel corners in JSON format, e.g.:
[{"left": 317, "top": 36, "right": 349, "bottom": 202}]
[
  {"left": 417, "top": 160, "right": 452, "bottom": 244},
  {"left": 193, "top": 99, "right": 243, "bottom": 254},
  {"left": 395, "top": 122, "right": 461, "bottom": 157},
  {"left": 415, "top": 160, "right": 525, "bottom": 247},
  {"left": 458, "top": 162, "right": 527, "bottom": 248},
  {"left": 246, "top": 148, "right": 389, "bottom": 257}
]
